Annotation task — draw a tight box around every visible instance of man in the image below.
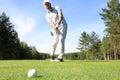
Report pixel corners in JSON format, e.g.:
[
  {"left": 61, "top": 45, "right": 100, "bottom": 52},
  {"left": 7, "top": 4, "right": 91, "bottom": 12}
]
[{"left": 44, "top": 0, "right": 67, "bottom": 62}]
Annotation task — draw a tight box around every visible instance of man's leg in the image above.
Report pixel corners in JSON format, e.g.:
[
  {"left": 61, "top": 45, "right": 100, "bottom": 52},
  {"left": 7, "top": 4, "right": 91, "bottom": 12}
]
[
  {"left": 50, "top": 29, "right": 59, "bottom": 60},
  {"left": 58, "top": 25, "right": 67, "bottom": 60}
]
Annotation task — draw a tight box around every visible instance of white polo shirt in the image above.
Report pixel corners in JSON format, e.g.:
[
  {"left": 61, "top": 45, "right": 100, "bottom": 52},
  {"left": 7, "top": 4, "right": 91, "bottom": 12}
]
[{"left": 45, "top": 6, "right": 67, "bottom": 26}]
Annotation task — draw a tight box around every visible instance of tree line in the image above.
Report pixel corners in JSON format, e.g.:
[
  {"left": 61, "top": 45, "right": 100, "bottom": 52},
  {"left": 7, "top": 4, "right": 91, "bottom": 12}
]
[
  {"left": 0, "top": 12, "right": 49, "bottom": 60},
  {"left": 64, "top": 0, "right": 120, "bottom": 60}
]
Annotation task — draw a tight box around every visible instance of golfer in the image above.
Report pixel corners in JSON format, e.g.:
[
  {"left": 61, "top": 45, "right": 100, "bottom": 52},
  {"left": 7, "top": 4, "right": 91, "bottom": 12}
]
[{"left": 44, "top": 0, "right": 67, "bottom": 62}]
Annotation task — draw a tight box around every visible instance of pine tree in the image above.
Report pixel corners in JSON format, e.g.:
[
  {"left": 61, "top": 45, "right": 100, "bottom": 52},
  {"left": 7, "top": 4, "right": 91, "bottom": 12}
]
[
  {"left": 100, "top": 0, "right": 120, "bottom": 59},
  {"left": 77, "top": 32, "right": 101, "bottom": 60},
  {"left": 0, "top": 12, "right": 20, "bottom": 59}
]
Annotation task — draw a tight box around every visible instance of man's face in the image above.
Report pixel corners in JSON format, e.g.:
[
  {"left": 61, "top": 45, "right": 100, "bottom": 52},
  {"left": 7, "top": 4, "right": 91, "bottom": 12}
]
[{"left": 44, "top": 2, "right": 51, "bottom": 10}]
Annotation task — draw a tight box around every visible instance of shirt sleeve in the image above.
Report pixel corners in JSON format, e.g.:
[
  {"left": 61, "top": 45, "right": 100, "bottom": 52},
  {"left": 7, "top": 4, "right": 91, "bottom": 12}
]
[{"left": 55, "top": 6, "right": 62, "bottom": 13}]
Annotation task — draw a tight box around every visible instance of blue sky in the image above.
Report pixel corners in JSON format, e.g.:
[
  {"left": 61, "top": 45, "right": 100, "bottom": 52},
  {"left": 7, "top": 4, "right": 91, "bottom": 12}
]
[{"left": 0, "top": 0, "right": 110, "bottom": 53}]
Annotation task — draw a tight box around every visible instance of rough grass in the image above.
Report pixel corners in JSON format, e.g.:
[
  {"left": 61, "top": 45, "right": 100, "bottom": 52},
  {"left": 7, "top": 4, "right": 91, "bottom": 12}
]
[{"left": 0, "top": 60, "right": 120, "bottom": 80}]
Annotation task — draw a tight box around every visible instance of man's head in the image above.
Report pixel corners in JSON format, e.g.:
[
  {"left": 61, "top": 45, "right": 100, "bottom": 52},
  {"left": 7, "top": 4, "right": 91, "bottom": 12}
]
[
  {"left": 44, "top": 0, "right": 50, "bottom": 5},
  {"left": 44, "top": 0, "right": 52, "bottom": 11}
]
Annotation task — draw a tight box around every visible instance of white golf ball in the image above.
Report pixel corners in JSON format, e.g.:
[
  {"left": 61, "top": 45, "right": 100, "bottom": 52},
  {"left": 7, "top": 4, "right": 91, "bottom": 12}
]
[{"left": 28, "top": 69, "right": 37, "bottom": 77}]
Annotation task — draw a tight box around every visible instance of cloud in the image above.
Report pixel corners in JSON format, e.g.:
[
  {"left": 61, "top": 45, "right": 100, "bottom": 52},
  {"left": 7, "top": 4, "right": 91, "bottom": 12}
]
[
  {"left": 11, "top": 14, "right": 35, "bottom": 38},
  {"left": 0, "top": 0, "right": 36, "bottom": 38}
]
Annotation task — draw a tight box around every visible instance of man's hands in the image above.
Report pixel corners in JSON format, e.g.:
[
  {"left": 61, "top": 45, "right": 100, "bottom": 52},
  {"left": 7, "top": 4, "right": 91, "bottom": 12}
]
[
  {"left": 55, "top": 23, "right": 59, "bottom": 30},
  {"left": 55, "top": 26, "right": 58, "bottom": 30},
  {"left": 48, "top": 21, "right": 59, "bottom": 30}
]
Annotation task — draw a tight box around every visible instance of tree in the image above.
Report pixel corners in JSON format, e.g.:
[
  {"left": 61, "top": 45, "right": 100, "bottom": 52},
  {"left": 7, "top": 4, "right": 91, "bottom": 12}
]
[
  {"left": 100, "top": 0, "right": 120, "bottom": 59},
  {"left": 0, "top": 12, "right": 20, "bottom": 59},
  {"left": 31, "top": 46, "right": 40, "bottom": 59},
  {"left": 89, "top": 32, "right": 101, "bottom": 60},
  {"left": 77, "top": 32, "right": 90, "bottom": 51},
  {"left": 100, "top": 35, "right": 113, "bottom": 60},
  {"left": 77, "top": 32, "right": 90, "bottom": 59},
  {"left": 18, "top": 42, "right": 32, "bottom": 59},
  {"left": 77, "top": 32, "right": 101, "bottom": 60},
  {"left": 0, "top": 12, "right": 49, "bottom": 60}
]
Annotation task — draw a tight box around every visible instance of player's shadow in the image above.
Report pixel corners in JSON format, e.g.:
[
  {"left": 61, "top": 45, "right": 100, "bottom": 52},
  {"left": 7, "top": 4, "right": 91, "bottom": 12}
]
[{"left": 36, "top": 75, "right": 42, "bottom": 78}]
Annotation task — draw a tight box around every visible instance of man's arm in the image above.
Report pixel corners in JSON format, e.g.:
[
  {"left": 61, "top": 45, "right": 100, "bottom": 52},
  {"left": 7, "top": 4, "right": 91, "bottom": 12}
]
[
  {"left": 57, "top": 12, "right": 63, "bottom": 25},
  {"left": 55, "top": 6, "right": 63, "bottom": 25},
  {"left": 48, "top": 20, "right": 58, "bottom": 30},
  {"left": 48, "top": 12, "right": 63, "bottom": 29}
]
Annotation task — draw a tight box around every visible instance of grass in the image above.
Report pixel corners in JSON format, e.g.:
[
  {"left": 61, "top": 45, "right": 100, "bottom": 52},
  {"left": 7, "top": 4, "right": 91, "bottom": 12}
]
[{"left": 0, "top": 60, "right": 120, "bottom": 80}]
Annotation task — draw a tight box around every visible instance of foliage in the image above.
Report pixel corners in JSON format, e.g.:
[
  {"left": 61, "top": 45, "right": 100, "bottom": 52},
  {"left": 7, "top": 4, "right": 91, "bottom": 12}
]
[
  {"left": 100, "top": 0, "right": 120, "bottom": 59},
  {"left": 0, "top": 12, "right": 49, "bottom": 60},
  {"left": 77, "top": 31, "right": 101, "bottom": 60},
  {"left": 0, "top": 12, "right": 20, "bottom": 59},
  {"left": 64, "top": 52, "right": 81, "bottom": 60}
]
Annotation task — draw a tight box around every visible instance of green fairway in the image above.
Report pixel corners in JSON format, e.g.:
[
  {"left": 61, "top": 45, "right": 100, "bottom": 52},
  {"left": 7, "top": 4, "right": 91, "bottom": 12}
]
[{"left": 0, "top": 60, "right": 120, "bottom": 80}]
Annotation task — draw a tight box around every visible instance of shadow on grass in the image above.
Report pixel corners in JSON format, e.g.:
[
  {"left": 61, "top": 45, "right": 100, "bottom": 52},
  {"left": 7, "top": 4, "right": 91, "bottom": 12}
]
[
  {"left": 36, "top": 75, "right": 42, "bottom": 78},
  {"left": 83, "top": 60, "right": 111, "bottom": 62},
  {"left": 27, "top": 75, "right": 43, "bottom": 79}
]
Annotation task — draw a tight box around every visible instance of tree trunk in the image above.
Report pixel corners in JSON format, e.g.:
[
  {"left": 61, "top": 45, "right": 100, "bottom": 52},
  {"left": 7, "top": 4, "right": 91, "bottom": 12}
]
[
  {"left": 103, "top": 53, "right": 106, "bottom": 60},
  {"left": 114, "top": 47, "right": 118, "bottom": 60},
  {"left": 107, "top": 53, "right": 110, "bottom": 60},
  {"left": 113, "top": 39, "right": 119, "bottom": 60}
]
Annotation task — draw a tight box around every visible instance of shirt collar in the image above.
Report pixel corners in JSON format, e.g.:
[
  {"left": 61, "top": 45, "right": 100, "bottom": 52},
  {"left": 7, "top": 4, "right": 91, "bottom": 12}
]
[{"left": 47, "top": 7, "right": 54, "bottom": 13}]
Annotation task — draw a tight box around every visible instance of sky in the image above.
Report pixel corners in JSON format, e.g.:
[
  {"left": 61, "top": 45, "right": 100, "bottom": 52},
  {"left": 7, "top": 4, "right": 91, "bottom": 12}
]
[{"left": 0, "top": 0, "right": 111, "bottom": 53}]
